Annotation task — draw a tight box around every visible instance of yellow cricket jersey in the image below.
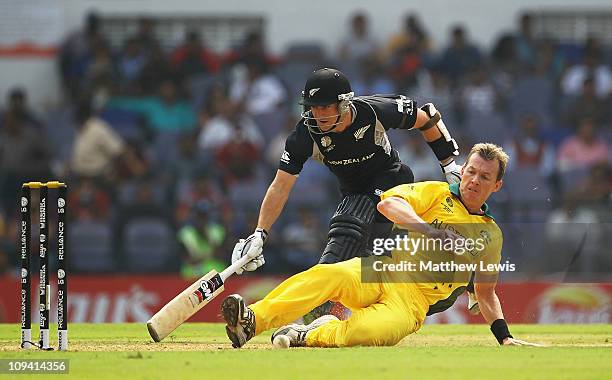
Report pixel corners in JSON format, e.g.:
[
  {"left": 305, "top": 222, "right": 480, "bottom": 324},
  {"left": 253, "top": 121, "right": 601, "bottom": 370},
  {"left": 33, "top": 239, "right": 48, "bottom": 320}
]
[{"left": 380, "top": 181, "right": 503, "bottom": 315}]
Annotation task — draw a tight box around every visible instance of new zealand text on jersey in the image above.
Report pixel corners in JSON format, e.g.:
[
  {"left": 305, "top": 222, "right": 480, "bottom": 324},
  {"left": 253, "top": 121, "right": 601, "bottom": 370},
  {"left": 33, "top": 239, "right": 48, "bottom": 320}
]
[{"left": 327, "top": 152, "right": 375, "bottom": 166}]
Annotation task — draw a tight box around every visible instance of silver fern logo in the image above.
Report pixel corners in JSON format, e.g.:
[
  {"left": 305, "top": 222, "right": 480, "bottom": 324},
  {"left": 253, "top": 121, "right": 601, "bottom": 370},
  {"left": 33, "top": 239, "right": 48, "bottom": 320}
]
[{"left": 354, "top": 124, "right": 371, "bottom": 140}]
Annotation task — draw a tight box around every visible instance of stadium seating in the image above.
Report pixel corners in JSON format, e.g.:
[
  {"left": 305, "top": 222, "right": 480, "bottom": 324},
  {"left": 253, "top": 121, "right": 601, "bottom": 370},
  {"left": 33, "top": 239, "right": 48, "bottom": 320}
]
[
  {"left": 509, "top": 75, "right": 554, "bottom": 125},
  {"left": 69, "top": 220, "right": 115, "bottom": 272},
  {"left": 122, "top": 217, "right": 177, "bottom": 272},
  {"left": 99, "top": 108, "right": 148, "bottom": 142}
]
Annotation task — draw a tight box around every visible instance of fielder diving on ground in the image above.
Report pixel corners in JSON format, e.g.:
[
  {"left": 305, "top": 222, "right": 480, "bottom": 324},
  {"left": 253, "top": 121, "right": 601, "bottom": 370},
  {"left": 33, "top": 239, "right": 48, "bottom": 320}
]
[{"left": 221, "top": 143, "right": 542, "bottom": 348}]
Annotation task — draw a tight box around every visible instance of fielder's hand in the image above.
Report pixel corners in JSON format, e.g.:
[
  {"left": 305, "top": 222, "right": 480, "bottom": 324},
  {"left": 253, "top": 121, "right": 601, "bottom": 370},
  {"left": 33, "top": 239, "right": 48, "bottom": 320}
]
[
  {"left": 502, "top": 337, "right": 544, "bottom": 347},
  {"left": 232, "top": 228, "right": 268, "bottom": 274},
  {"left": 441, "top": 159, "right": 462, "bottom": 184}
]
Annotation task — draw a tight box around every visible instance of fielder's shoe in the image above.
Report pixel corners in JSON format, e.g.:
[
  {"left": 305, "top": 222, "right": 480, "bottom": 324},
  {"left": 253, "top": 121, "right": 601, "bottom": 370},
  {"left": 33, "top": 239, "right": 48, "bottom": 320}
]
[
  {"left": 271, "top": 314, "right": 339, "bottom": 347},
  {"left": 467, "top": 291, "right": 480, "bottom": 315},
  {"left": 221, "top": 294, "right": 256, "bottom": 348}
]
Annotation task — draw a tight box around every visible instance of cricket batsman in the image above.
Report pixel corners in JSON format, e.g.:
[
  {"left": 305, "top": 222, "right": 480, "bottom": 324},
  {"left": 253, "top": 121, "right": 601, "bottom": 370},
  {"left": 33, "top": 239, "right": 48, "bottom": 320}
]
[{"left": 221, "top": 143, "right": 540, "bottom": 347}]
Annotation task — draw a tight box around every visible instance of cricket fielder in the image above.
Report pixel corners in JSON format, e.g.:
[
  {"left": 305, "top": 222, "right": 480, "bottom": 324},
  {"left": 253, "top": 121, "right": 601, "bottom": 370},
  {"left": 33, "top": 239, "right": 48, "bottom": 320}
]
[{"left": 222, "top": 143, "right": 539, "bottom": 347}]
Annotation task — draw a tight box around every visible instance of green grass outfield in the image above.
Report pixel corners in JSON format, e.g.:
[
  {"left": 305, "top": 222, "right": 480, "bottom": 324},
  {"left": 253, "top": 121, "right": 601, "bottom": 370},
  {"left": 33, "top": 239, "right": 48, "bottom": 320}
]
[{"left": 0, "top": 323, "right": 611, "bottom": 380}]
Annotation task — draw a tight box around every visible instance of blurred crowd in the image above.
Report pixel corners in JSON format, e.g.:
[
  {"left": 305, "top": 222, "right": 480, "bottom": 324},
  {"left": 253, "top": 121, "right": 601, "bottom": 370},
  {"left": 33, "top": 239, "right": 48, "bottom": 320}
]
[{"left": 0, "top": 11, "right": 610, "bottom": 277}]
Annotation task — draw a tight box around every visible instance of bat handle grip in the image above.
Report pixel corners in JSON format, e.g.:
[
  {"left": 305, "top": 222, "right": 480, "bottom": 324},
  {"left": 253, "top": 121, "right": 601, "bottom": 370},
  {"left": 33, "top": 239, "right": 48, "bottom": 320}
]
[{"left": 219, "top": 254, "right": 254, "bottom": 282}]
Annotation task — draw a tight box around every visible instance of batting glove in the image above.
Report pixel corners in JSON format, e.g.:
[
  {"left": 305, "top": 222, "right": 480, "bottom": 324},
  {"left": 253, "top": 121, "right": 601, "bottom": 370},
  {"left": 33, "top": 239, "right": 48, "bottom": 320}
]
[
  {"left": 232, "top": 228, "right": 268, "bottom": 275},
  {"left": 441, "top": 159, "right": 462, "bottom": 184}
]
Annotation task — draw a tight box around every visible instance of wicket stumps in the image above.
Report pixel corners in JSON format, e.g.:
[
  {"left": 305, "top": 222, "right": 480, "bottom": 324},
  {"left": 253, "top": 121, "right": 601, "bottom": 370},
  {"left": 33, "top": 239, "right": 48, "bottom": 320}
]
[{"left": 20, "top": 181, "right": 68, "bottom": 351}]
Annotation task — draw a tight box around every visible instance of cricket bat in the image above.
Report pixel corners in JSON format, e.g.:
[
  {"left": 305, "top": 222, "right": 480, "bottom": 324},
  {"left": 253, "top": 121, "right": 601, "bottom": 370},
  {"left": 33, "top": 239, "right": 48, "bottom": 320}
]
[{"left": 147, "top": 254, "right": 253, "bottom": 342}]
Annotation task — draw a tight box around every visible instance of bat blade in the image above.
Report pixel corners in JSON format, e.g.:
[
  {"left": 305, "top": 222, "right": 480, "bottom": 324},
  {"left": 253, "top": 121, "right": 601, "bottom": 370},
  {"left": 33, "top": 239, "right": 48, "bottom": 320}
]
[{"left": 147, "top": 270, "right": 225, "bottom": 342}]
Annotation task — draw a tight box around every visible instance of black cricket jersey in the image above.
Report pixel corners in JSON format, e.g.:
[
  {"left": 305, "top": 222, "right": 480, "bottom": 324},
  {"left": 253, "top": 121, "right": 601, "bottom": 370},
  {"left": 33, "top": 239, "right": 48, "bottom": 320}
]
[{"left": 279, "top": 95, "right": 418, "bottom": 192}]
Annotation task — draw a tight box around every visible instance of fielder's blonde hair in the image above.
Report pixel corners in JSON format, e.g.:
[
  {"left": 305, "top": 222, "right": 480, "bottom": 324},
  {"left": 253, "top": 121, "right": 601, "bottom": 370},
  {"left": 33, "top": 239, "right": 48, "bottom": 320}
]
[{"left": 466, "top": 143, "right": 509, "bottom": 181}]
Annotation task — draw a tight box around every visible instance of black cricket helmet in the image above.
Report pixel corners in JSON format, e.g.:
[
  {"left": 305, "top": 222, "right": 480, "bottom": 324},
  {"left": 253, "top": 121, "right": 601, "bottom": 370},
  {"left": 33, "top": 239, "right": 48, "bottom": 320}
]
[{"left": 300, "top": 68, "right": 354, "bottom": 134}]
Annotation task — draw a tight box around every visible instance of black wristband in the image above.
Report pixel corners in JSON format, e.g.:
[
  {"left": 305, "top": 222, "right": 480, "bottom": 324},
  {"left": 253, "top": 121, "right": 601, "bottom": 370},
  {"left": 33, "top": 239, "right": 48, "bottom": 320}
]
[{"left": 490, "top": 319, "right": 513, "bottom": 345}]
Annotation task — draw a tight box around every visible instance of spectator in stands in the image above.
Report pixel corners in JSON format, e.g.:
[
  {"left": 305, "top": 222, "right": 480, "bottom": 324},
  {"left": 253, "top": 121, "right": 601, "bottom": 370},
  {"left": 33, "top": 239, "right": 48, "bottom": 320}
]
[
  {"left": 229, "top": 58, "right": 286, "bottom": 116},
  {"left": 351, "top": 57, "right": 394, "bottom": 96},
  {"left": 513, "top": 13, "right": 538, "bottom": 70},
  {"left": 59, "top": 12, "right": 107, "bottom": 99},
  {"left": 108, "top": 79, "right": 197, "bottom": 132},
  {"left": 439, "top": 25, "right": 482, "bottom": 87},
  {"left": 2, "top": 87, "right": 41, "bottom": 128},
  {"left": 166, "top": 131, "right": 209, "bottom": 184},
  {"left": 70, "top": 101, "right": 146, "bottom": 181},
  {"left": 281, "top": 207, "right": 326, "bottom": 271},
  {"left": 569, "top": 163, "right": 611, "bottom": 208},
  {"left": 178, "top": 200, "right": 226, "bottom": 278},
  {"left": 84, "top": 37, "right": 116, "bottom": 107},
  {"left": 266, "top": 115, "right": 298, "bottom": 169},
  {"left": 85, "top": 36, "right": 114, "bottom": 79},
  {"left": 557, "top": 117, "right": 610, "bottom": 173},
  {"left": 412, "top": 67, "right": 453, "bottom": 117},
  {"left": 460, "top": 65, "right": 500, "bottom": 114},
  {"left": 198, "top": 94, "right": 263, "bottom": 153},
  {"left": 536, "top": 38, "right": 566, "bottom": 80},
  {"left": 67, "top": 178, "right": 112, "bottom": 221},
  {"left": 214, "top": 116, "right": 263, "bottom": 186},
  {"left": 386, "top": 13, "right": 431, "bottom": 59},
  {"left": 561, "top": 43, "right": 612, "bottom": 98},
  {"left": 117, "top": 37, "right": 147, "bottom": 93},
  {"left": 223, "top": 31, "right": 278, "bottom": 68},
  {"left": 490, "top": 33, "right": 521, "bottom": 84},
  {"left": 113, "top": 140, "right": 149, "bottom": 182},
  {"left": 563, "top": 77, "right": 610, "bottom": 127},
  {"left": 120, "top": 175, "right": 170, "bottom": 212},
  {"left": 337, "top": 12, "right": 379, "bottom": 68},
  {"left": 198, "top": 82, "right": 228, "bottom": 123},
  {"left": 138, "top": 43, "right": 174, "bottom": 95},
  {"left": 133, "top": 17, "right": 159, "bottom": 55},
  {"left": 504, "top": 115, "right": 556, "bottom": 177},
  {"left": 171, "top": 30, "right": 220, "bottom": 81},
  {"left": 386, "top": 14, "right": 429, "bottom": 92},
  {"left": 0, "top": 112, "right": 51, "bottom": 214},
  {"left": 174, "top": 174, "right": 226, "bottom": 224},
  {"left": 396, "top": 135, "right": 443, "bottom": 181}
]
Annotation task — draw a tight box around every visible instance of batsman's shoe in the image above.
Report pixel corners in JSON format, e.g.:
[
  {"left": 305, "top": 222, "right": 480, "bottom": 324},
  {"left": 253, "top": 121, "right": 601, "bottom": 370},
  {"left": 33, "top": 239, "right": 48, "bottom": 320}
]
[
  {"left": 222, "top": 294, "right": 256, "bottom": 348},
  {"left": 271, "top": 314, "right": 339, "bottom": 347},
  {"left": 467, "top": 291, "right": 480, "bottom": 315}
]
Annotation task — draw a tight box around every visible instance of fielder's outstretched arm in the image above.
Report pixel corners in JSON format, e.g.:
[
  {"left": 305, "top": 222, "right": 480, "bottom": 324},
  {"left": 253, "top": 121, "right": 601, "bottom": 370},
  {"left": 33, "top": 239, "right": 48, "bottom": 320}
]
[
  {"left": 473, "top": 277, "right": 505, "bottom": 325},
  {"left": 475, "top": 275, "right": 542, "bottom": 346},
  {"left": 377, "top": 196, "right": 463, "bottom": 241},
  {"left": 377, "top": 196, "right": 433, "bottom": 235}
]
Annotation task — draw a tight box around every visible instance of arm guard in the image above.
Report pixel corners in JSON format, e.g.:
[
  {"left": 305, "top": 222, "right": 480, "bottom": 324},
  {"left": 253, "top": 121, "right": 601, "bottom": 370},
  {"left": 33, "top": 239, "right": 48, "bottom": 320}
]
[{"left": 421, "top": 103, "right": 459, "bottom": 161}]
